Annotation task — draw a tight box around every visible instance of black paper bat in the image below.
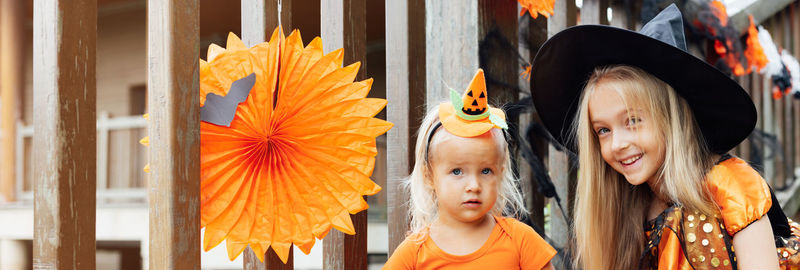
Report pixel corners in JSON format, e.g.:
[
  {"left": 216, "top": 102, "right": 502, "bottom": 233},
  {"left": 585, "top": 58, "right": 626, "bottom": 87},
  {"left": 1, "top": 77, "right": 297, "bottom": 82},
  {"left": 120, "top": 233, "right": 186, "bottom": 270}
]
[{"left": 200, "top": 72, "right": 256, "bottom": 127}]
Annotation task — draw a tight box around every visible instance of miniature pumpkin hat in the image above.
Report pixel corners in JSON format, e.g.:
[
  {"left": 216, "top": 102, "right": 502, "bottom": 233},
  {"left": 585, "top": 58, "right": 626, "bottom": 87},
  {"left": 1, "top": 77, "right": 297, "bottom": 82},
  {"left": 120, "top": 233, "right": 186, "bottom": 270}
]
[
  {"left": 438, "top": 69, "right": 508, "bottom": 137},
  {"left": 530, "top": 4, "right": 756, "bottom": 154}
]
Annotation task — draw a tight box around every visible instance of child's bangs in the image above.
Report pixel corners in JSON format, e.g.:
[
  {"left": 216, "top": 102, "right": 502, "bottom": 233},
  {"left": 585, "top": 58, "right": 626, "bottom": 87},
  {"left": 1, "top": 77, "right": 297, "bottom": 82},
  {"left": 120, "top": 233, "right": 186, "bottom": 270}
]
[{"left": 592, "top": 72, "right": 664, "bottom": 125}]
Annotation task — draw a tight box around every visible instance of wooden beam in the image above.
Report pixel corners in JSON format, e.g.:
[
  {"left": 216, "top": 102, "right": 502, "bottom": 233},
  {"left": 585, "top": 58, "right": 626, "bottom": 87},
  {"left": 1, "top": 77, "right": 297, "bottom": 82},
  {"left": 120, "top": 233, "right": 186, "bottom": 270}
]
[
  {"left": 546, "top": 0, "right": 577, "bottom": 268},
  {"left": 581, "top": 0, "right": 609, "bottom": 25},
  {"left": 519, "top": 7, "right": 550, "bottom": 231},
  {"left": 728, "top": 0, "right": 795, "bottom": 33},
  {"left": 793, "top": 1, "right": 800, "bottom": 173},
  {"left": 241, "top": 0, "right": 292, "bottom": 47},
  {"left": 425, "top": 0, "right": 479, "bottom": 108},
  {"left": 32, "top": 0, "right": 97, "bottom": 268},
  {"left": 321, "top": 0, "right": 368, "bottom": 269},
  {"left": 240, "top": 0, "right": 295, "bottom": 267},
  {"left": 147, "top": 0, "right": 201, "bottom": 269},
  {"left": 0, "top": 0, "right": 24, "bottom": 203},
  {"left": 385, "top": 0, "right": 425, "bottom": 256}
]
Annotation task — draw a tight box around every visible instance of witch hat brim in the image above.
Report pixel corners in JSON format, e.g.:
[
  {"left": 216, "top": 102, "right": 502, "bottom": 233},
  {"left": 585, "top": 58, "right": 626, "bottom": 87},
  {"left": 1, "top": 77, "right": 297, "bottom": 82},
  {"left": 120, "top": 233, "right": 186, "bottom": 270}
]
[{"left": 531, "top": 4, "right": 756, "bottom": 154}]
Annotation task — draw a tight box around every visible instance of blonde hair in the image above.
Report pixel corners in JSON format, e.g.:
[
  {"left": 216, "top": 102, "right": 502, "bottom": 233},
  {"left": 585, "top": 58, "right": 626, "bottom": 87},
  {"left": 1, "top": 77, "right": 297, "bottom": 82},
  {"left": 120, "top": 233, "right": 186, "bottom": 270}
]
[
  {"left": 405, "top": 104, "right": 528, "bottom": 235},
  {"left": 572, "top": 65, "right": 716, "bottom": 269}
]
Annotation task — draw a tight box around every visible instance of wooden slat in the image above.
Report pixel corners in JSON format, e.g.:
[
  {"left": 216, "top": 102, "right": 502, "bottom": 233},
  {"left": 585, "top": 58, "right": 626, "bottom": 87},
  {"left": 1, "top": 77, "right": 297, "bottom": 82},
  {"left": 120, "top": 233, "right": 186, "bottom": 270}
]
[
  {"left": 244, "top": 248, "right": 294, "bottom": 270},
  {"left": 519, "top": 7, "right": 550, "bottom": 230},
  {"left": 0, "top": 0, "right": 24, "bottom": 203},
  {"left": 321, "top": 0, "right": 368, "bottom": 269},
  {"left": 739, "top": 75, "right": 752, "bottom": 159},
  {"left": 32, "top": 0, "right": 97, "bottom": 268},
  {"left": 794, "top": 1, "right": 800, "bottom": 172},
  {"left": 240, "top": 0, "right": 295, "bottom": 267},
  {"left": 581, "top": 0, "right": 609, "bottom": 25},
  {"left": 147, "top": 1, "right": 200, "bottom": 269},
  {"left": 241, "top": 0, "right": 292, "bottom": 47},
  {"left": 783, "top": 7, "right": 795, "bottom": 183},
  {"left": 385, "top": 0, "right": 426, "bottom": 255},
  {"left": 425, "top": 0, "right": 479, "bottom": 108},
  {"left": 546, "top": 0, "right": 577, "bottom": 268}
]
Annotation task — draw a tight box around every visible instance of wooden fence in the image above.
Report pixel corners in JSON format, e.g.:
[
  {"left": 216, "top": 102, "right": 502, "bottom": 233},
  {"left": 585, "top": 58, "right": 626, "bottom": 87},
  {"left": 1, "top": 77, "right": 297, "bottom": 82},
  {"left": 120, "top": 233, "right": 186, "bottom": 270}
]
[{"left": 19, "top": 0, "right": 800, "bottom": 269}]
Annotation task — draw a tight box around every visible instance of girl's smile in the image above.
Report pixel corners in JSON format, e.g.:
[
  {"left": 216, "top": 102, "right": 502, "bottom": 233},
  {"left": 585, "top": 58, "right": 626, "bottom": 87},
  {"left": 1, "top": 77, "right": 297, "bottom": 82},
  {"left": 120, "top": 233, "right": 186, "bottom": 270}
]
[{"left": 588, "top": 85, "right": 666, "bottom": 186}]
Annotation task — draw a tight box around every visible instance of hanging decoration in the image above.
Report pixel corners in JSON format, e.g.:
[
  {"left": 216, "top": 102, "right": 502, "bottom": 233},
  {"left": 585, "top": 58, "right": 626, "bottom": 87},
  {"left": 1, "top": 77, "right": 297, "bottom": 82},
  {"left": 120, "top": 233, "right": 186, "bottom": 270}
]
[
  {"left": 778, "top": 49, "right": 799, "bottom": 99},
  {"left": 197, "top": 28, "right": 392, "bottom": 263},
  {"left": 744, "top": 15, "right": 768, "bottom": 73},
  {"left": 690, "top": 0, "right": 746, "bottom": 76},
  {"left": 757, "top": 25, "right": 783, "bottom": 76},
  {"left": 518, "top": 0, "right": 555, "bottom": 19}
]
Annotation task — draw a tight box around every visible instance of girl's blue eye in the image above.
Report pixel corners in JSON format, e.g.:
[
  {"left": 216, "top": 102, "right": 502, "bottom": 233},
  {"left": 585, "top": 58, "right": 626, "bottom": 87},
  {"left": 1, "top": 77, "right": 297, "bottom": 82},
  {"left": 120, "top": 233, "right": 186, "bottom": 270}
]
[
  {"left": 451, "top": 168, "right": 462, "bottom": 175},
  {"left": 596, "top": 127, "right": 610, "bottom": 135},
  {"left": 627, "top": 117, "right": 641, "bottom": 126},
  {"left": 481, "top": 168, "right": 492, "bottom": 174}
]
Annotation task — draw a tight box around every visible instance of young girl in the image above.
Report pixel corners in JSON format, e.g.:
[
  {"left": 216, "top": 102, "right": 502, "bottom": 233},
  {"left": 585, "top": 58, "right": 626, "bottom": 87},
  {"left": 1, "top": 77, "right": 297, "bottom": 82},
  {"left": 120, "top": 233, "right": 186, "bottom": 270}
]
[
  {"left": 530, "top": 4, "right": 794, "bottom": 269},
  {"left": 383, "top": 69, "right": 556, "bottom": 269}
]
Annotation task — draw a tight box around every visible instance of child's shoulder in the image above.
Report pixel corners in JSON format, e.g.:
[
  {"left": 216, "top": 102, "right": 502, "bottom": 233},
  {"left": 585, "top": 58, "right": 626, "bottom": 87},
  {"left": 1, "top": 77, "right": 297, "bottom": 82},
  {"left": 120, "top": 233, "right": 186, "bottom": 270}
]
[
  {"left": 494, "top": 216, "right": 545, "bottom": 242},
  {"left": 705, "top": 156, "right": 772, "bottom": 235},
  {"left": 383, "top": 231, "right": 427, "bottom": 269}
]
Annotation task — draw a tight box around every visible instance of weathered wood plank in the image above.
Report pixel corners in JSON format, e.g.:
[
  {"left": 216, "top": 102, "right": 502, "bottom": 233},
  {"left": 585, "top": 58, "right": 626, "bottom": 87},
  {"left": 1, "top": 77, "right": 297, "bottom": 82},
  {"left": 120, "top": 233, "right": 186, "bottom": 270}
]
[
  {"left": 321, "top": 0, "right": 369, "bottom": 269},
  {"left": 240, "top": 0, "right": 296, "bottom": 267},
  {"left": 147, "top": 0, "right": 201, "bottom": 269},
  {"left": 241, "top": 0, "right": 293, "bottom": 47},
  {"left": 546, "top": 0, "right": 577, "bottom": 268},
  {"left": 385, "top": 0, "right": 426, "bottom": 256},
  {"left": 0, "top": 0, "right": 24, "bottom": 203},
  {"left": 244, "top": 247, "right": 294, "bottom": 270},
  {"left": 793, "top": 1, "right": 800, "bottom": 172},
  {"left": 519, "top": 6, "right": 550, "bottom": 230},
  {"left": 425, "top": 0, "right": 479, "bottom": 108},
  {"left": 581, "top": 0, "right": 609, "bottom": 25},
  {"left": 32, "top": 0, "right": 97, "bottom": 268}
]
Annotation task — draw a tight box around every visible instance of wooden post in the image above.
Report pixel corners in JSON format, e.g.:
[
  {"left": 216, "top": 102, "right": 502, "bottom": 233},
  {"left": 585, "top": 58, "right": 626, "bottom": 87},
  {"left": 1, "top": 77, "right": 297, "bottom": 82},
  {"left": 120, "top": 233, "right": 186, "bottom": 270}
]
[
  {"left": 519, "top": 7, "right": 550, "bottom": 230},
  {"left": 385, "top": 0, "right": 426, "bottom": 255},
  {"left": 240, "top": 0, "right": 295, "bottom": 267},
  {"left": 241, "top": 0, "right": 292, "bottom": 47},
  {"left": 425, "top": 0, "right": 479, "bottom": 108},
  {"left": 321, "top": 0, "right": 368, "bottom": 269},
  {"left": 32, "top": 0, "right": 97, "bottom": 268},
  {"left": 581, "top": 0, "right": 609, "bottom": 25},
  {"left": 752, "top": 72, "right": 764, "bottom": 166},
  {"left": 546, "top": 0, "right": 577, "bottom": 268},
  {"left": 147, "top": 1, "right": 201, "bottom": 269},
  {"left": 793, "top": 1, "right": 800, "bottom": 173},
  {"left": 739, "top": 75, "right": 752, "bottom": 159},
  {"left": 0, "top": 0, "right": 24, "bottom": 203},
  {"left": 782, "top": 8, "right": 795, "bottom": 183}
]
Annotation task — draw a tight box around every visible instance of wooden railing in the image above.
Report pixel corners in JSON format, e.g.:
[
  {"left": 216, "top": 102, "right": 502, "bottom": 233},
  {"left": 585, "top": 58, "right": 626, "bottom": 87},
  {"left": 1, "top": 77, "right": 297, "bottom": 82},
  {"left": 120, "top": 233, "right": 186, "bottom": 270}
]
[{"left": 23, "top": 0, "right": 800, "bottom": 269}]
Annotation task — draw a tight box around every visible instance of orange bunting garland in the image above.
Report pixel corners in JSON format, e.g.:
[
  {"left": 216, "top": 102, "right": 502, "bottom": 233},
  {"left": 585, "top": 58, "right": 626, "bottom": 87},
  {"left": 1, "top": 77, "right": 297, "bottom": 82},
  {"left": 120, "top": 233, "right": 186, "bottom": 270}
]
[
  {"left": 744, "top": 15, "right": 768, "bottom": 73},
  {"left": 518, "top": 0, "right": 555, "bottom": 19},
  {"left": 198, "top": 28, "right": 392, "bottom": 263}
]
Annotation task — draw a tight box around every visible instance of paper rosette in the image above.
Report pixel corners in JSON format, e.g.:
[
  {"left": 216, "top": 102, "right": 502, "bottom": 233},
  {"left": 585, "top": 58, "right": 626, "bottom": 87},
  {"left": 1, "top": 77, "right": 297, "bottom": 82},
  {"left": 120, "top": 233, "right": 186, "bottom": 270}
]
[
  {"left": 518, "top": 0, "right": 554, "bottom": 19},
  {"left": 198, "top": 28, "right": 392, "bottom": 262}
]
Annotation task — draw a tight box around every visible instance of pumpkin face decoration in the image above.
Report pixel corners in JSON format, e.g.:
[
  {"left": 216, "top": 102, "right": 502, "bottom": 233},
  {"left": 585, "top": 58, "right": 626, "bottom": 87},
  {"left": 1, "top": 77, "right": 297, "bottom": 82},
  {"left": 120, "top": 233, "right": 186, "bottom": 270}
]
[
  {"left": 461, "top": 75, "right": 488, "bottom": 116},
  {"left": 437, "top": 69, "right": 508, "bottom": 138}
]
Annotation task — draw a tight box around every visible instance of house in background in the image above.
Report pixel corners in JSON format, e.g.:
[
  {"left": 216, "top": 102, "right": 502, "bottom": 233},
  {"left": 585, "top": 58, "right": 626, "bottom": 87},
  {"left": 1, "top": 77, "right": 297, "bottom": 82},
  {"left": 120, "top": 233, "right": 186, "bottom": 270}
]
[{"left": 0, "top": 0, "right": 388, "bottom": 269}]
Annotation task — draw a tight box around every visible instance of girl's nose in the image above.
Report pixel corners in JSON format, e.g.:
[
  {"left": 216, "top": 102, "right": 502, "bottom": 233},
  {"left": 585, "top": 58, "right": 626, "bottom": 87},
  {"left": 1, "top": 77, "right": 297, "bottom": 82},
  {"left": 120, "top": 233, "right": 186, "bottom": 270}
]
[
  {"left": 611, "top": 129, "right": 632, "bottom": 152},
  {"left": 465, "top": 176, "right": 481, "bottom": 193}
]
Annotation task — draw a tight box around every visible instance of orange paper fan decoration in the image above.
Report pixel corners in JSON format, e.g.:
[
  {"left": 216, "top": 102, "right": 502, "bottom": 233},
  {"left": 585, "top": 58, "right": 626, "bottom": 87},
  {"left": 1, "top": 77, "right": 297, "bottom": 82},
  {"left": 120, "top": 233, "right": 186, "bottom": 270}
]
[
  {"left": 519, "top": 0, "right": 555, "bottom": 19},
  {"left": 199, "top": 28, "right": 392, "bottom": 263}
]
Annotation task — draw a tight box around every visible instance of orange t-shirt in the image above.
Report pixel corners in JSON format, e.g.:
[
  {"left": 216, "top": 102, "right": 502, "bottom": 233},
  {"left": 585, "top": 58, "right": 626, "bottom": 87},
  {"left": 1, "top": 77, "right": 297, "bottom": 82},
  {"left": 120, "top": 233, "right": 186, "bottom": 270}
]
[{"left": 383, "top": 216, "right": 556, "bottom": 270}]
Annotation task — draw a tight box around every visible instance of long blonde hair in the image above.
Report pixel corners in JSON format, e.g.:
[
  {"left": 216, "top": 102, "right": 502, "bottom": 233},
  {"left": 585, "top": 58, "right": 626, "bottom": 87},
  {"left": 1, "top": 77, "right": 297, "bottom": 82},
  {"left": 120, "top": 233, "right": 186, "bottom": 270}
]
[
  {"left": 572, "top": 65, "right": 716, "bottom": 269},
  {"left": 405, "top": 104, "right": 528, "bottom": 235}
]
